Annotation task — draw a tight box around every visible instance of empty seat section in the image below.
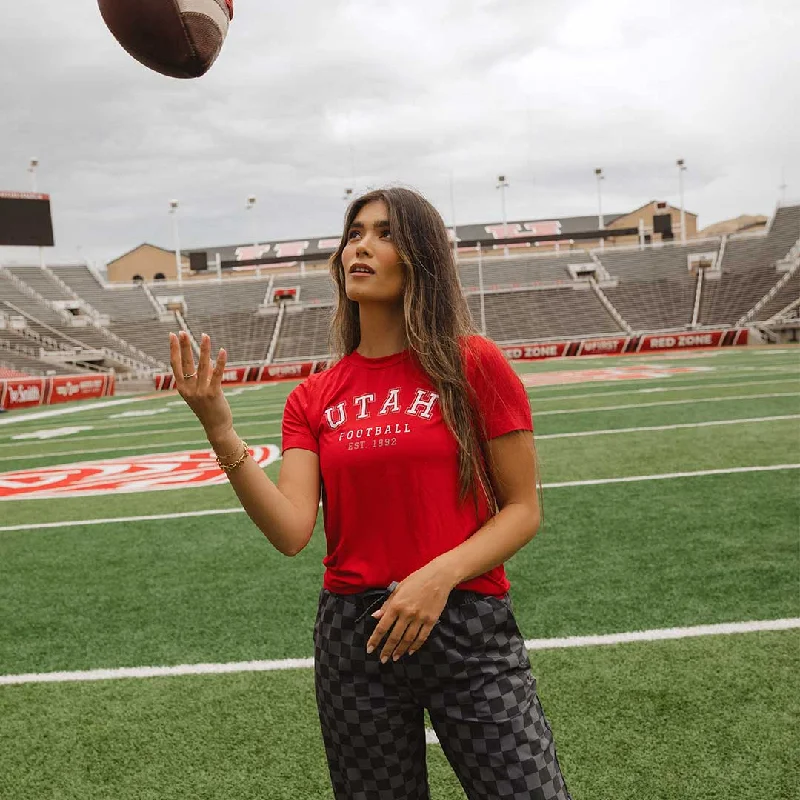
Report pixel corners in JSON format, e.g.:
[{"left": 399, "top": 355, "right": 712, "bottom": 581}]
[
  {"left": 272, "top": 307, "right": 333, "bottom": 361},
  {"left": 469, "top": 288, "right": 621, "bottom": 342}
]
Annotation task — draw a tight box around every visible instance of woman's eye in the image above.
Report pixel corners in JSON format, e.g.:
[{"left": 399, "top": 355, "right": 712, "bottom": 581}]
[
  {"left": 347, "top": 230, "right": 359, "bottom": 240},
  {"left": 381, "top": 230, "right": 391, "bottom": 238}
]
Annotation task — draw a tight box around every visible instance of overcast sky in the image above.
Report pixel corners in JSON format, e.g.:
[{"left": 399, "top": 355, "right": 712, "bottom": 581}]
[{"left": 1, "top": 0, "right": 798, "bottom": 266}]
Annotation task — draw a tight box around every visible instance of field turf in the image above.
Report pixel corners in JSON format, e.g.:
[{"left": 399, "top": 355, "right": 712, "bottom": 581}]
[{"left": 0, "top": 345, "right": 798, "bottom": 799}]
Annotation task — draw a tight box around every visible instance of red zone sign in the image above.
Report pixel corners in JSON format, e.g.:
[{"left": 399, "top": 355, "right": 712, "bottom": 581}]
[
  {"left": 0, "top": 373, "right": 115, "bottom": 410},
  {"left": 0, "top": 445, "right": 280, "bottom": 501},
  {"left": 500, "top": 329, "right": 748, "bottom": 361}
]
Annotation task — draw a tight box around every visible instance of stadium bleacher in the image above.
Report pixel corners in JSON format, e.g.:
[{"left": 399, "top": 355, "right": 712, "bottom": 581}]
[
  {"left": 468, "top": 287, "right": 622, "bottom": 343},
  {"left": 594, "top": 242, "right": 718, "bottom": 331},
  {"left": 272, "top": 306, "right": 334, "bottom": 361},
  {"left": 186, "top": 313, "right": 279, "bottom": 364},
  {"left": 6, "top": 265, "right": 74, "bottom": 301},
  {"left": 699, "top": 205, "right": 800, "bottom": 326},
  {"left": 458, "top": 250, "right": 584, "bottom": 293}
]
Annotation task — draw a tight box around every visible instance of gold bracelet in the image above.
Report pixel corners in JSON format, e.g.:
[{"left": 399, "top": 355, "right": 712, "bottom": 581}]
[
  {"left": 213, "top": 439, "right": 241, "bottom": 460},
  {"left": 215, "top": 439, "right": 249, "bottom": 473}
]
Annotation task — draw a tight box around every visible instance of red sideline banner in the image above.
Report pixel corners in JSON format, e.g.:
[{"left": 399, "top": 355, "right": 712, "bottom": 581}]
[
  {"left": 635, "top": 329, "right": 748, "bottom": 352},
  {"left": 154, "top": 360, "right": 327, "bottom": 390},
  {"left": 153, "top": 329, "right": 751, "bottom": 390},
  {"left": 500, "top": 329, "right": 749, "bottom": 361},
  {"left": 0, "top": 373, "right": 116, "bottom": 411}
]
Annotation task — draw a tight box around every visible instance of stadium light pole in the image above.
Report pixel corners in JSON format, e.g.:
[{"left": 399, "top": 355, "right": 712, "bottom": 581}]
[
  {"left": 169, "top": 199, "right": 182, "bottom": 286},
  {"left": 477, "top": 242, "right": 487, "bottom": 336},
  {"left": 595, "top": 168, "right": 605, "bottom": 249},
  {"left": 677, "top": 159, "right": 687, "bottom": 244},
  {"left": 246, "top": 195, "right": 260, "bottom": 279},
  {"left": 449, "top": 172, "right": 459, "bottom": 263},
  {"left": 28, "top": 158, "right": 46, "bottom": 269},
  {"left": 496, "top": 175, "right": 509, "bottom": 258},
  {"left": 28, "top": 158, "right": 39, "bottom": 192}
]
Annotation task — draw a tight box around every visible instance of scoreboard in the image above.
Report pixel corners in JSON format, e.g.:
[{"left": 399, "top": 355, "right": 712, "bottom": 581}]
[{"left": 0, "top": 192, "right": 55, "bottom": 247}]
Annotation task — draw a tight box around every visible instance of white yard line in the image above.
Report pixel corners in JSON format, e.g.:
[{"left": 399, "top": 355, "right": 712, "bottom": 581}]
[
  {"left": 0, "top": 396, "right": 154, "bottom": 426},
  {"left": 1, "top": 618, "right": 796, "bottom": 686},
  {"left": 524, "top": 366, "right": 799, "bottom": 392},
  {"left": 2, "top": 410, "right": 794, "bottom": 454},
  {"left": 534, "top": 392, "right": 798, "bottom": 416},
  {"left": 1, "top": 394, "right": 797, "bottom": 464},
  {"left": 0, "top": 418, "right": 283, "bottom": 449},
  {"left": 3, "top": 463, "right": 798, "bottom": 528},
  {"left": 0, "top": 377, "right": 762, "bottom": 442},
  {"left": 0, "top": 409, "right": 284, "bottom": 441},
  {"left": 0, "top": 438, "right": 214, "bottom": 462},
  {"left": 2, "top": 376, "right": 795, "bottom": 440},
  {"left": 526, "top": 376, "right": 799, "bottom": 402},
  {"left": 536, "top": 414, "right": 800, "bottom": 439},
  {"left": 0, "top": 507, "right": 245, "bottom": 531},
  {"left": 544, "top": 463, "right": 800, "bottom": 488}
]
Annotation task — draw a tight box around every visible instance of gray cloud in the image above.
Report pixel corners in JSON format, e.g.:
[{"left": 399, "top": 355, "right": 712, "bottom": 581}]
[{"left": 0, "top": 0, "right": 797, "bottom": 265}]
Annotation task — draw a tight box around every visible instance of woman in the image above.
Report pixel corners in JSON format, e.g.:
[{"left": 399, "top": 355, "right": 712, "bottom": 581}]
[{"left": 169, "top": 187, "right": 571, "bottom": 800}]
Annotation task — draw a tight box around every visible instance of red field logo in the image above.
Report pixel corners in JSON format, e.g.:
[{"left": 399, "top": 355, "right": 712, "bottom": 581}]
[{"left": 0, "top": 445, "right": 280, "bottom": 500}]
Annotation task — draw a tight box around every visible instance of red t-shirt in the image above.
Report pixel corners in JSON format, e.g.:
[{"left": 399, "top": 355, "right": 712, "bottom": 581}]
[{"left": 281, "top": 335, "right": 533, "bottom": 596}]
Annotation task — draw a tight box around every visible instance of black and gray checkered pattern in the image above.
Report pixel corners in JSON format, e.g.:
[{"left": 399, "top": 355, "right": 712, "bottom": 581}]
[{"left": 314, "top": 588, "right": 572, "bottom": 800}]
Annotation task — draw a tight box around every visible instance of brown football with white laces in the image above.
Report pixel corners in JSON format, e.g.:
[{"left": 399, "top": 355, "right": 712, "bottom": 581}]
[{"left": 98, "top": 0, "right": 233, "bottom": 79}]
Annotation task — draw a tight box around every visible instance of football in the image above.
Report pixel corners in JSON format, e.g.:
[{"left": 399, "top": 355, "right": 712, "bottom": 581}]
[{"left": 98, "top": 0, "right": 234, "bottom": 79}]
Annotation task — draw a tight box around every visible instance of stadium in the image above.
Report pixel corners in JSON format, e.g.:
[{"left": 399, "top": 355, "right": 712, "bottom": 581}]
[
  {"left": 1, "top": 190, "right": 798, "bottom": 798},
  {"left": 1, "top": 200, "right": 798, "bottom": 382},
  {"left": 1, "top": 2, "right": 798, "bottom": 799}
]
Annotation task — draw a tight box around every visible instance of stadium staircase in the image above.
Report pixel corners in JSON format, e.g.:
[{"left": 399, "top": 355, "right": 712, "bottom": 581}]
[{"left": 737, "top": 234, "right": 800, "bottom": 325}]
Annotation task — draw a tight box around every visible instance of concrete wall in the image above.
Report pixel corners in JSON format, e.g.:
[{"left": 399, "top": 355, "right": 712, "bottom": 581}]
[{"left": 608, "top": 202, "right": 698, "bottom": 246}]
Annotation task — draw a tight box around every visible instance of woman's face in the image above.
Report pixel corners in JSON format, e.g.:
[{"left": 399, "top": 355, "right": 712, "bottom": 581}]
[{"left": 342, "top": 200, "right": 405, "bottom": 305}]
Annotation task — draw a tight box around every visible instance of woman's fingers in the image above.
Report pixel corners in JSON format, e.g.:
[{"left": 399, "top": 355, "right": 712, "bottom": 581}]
[
  {"left": 407, "top": 621, "right": 435, "bottom": 656},
  {"left": 196, "top": 333, "right": 211, "bottom": 385},
  {"left": 366, "top": 607, "right": 397, "bottom": 656},
  {"left": 390, "top": 620, "right": 426, "bottom": 661},
  {"left": 377, "top": 615, "right": 413, "bottom": 664},
  {"left": 170, "top": 331, "right": 228, "bottom": 400},
  {"left": 169, "top": 332, "right": 183, "bottom": 387},
  {"left": 210, "top": 347, "right": 227, "bottom": 391},
  {"left": 178, "top": 330, "right": 196, "bottom": 378}
]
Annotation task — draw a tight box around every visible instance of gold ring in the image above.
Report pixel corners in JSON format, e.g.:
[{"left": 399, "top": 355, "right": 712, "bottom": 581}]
[{"left": 183, "top": 371, "right": 197, "bottom": 379}]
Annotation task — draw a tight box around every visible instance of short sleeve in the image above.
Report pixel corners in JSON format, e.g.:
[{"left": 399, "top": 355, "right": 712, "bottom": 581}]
[
  {"left": 464, "top": 336, "right": 533, "bottom": 440},
  {"left": 282, "top": 381, "right": 319, "bottom": 455}
]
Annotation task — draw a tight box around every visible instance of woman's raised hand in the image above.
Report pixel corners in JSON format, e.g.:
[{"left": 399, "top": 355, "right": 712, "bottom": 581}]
[{"left": 169, "top": 330, "right": 233, "bottom": 443}]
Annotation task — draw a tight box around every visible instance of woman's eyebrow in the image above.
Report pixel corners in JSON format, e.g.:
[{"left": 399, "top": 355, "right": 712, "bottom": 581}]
[{"left": 349, "top": 220, "right": 390, "bottom": 229}]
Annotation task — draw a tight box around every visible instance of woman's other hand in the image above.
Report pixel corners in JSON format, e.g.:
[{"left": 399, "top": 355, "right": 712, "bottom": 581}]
[{"left": 366, "top": 562, "right": 456, "bottom": 663}]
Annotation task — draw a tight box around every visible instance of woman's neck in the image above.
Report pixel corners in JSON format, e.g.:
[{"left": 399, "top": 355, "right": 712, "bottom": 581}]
[{"left": 355, "top": 302, "right": 407, "bottom": 358}]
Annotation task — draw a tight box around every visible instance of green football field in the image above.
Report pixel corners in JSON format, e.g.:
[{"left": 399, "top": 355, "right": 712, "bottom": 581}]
[{"left": 0, "top": 345, "right": 798, "bottom": 799}]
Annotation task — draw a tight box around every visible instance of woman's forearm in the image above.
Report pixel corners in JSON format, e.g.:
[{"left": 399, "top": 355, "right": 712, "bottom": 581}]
[
  {"left": 209, "top": 428, "right": 312, "bottom": 556},
  {"left": 431, "top": 502, "right": 541, "bottom": 589}
]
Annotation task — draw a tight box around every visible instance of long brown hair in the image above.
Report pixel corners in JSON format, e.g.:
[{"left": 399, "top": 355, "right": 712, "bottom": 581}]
[{"left": 328, "top": 186, "right": 499, "bottom": 512}]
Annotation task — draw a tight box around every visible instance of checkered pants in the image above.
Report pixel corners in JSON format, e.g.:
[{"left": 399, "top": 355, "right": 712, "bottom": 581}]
[{"left": 314, "top": 587, "right": 572, "bottom": 800}]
